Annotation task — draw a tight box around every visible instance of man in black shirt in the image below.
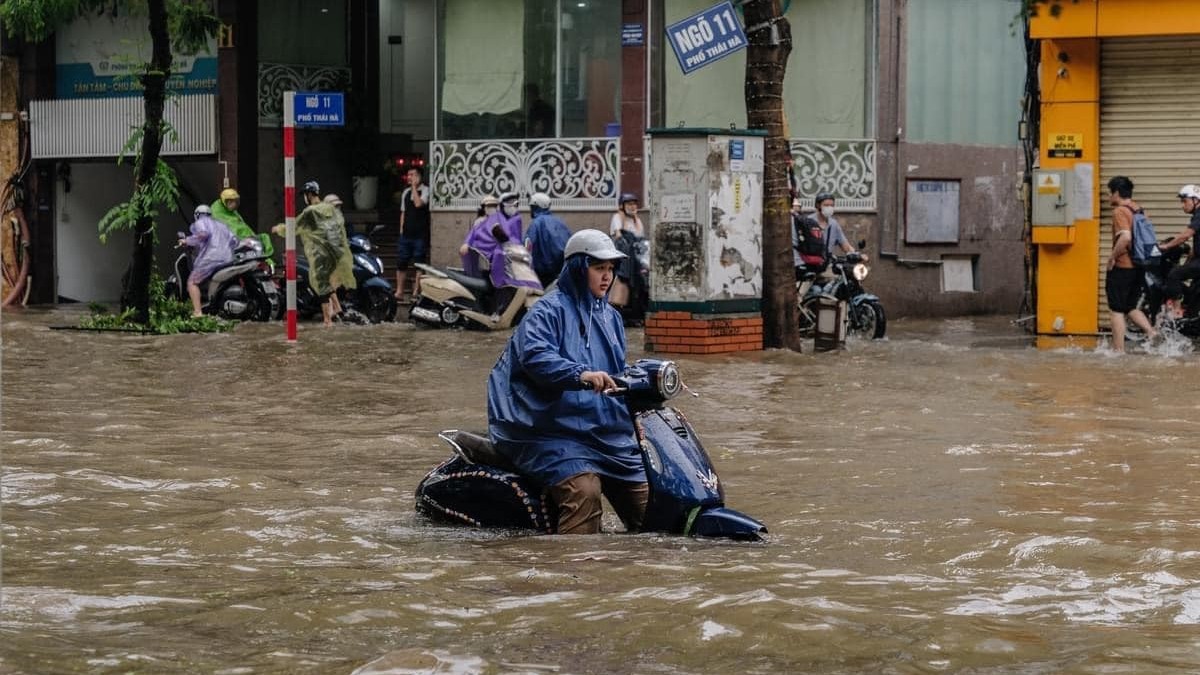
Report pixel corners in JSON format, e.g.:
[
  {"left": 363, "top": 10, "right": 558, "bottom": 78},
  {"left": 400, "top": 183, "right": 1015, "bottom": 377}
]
[{"left": 395, "top": 166, "right": 431, "bottom": 301}]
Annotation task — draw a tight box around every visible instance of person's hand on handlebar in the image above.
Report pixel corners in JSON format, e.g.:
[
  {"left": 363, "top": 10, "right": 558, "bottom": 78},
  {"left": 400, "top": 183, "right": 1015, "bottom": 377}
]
[{"left": 580, "top": 370, "right": 618, "bottom": 393}]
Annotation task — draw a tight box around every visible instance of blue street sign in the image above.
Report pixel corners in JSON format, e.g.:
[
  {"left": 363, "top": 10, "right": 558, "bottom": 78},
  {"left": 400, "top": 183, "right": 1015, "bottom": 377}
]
[
  {"left": 294, "top": 91, "right": 345, "bottom": 127},
  {"left": 665, "top": 1, "right": 748, "bottom": 75},
  {"left": 729, "top": 139, "right": 745, "bottom": 161},
  {"left": 622, "top": 23, "right": 645, "bottom": 46}
]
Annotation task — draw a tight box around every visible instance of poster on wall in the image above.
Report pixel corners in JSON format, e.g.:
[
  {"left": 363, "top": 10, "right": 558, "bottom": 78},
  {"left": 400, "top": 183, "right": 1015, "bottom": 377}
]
[
  {"left": 55, "top": 12, "right": 217, "bottom": 99},
  {"left": 905, "top": 179, "right": 961, "bottom": 244}
]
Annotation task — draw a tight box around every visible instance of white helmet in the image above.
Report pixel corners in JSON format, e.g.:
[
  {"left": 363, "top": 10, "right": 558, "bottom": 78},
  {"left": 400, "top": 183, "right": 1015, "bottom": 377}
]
[
  {"left": 1179, "top": 184, "right": 1200, "bottom": 200},
  {"left": 193, "top": 204, "right": 212, "bottom": 219},
  {"left": 563, "top": 229, "right": 627, "bottom": 261},
  {"left": 530, "top": 192, "right": 552, "bottom": 210}
]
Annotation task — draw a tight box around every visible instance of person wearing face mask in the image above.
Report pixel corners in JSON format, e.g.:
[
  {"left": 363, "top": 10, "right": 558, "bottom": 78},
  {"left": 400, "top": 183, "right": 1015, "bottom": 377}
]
[
  {"left": 461, "top": 192, "right": 523, "bottom": 281},
  {"left": 812, "top": 192, "right": 867, "bottom": 263},
  {"left": 487, "top": 229, "right": 647, "bottom": 535}
]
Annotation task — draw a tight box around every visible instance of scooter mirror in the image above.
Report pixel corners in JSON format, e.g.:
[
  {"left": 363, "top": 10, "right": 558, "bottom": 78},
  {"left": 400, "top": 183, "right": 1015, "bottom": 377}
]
[
  {"left": 857, "top": 239, "right": 867, "bottom": 250},
  {"left": 177, "top": 231, "right": 186, "bottom": 239}
]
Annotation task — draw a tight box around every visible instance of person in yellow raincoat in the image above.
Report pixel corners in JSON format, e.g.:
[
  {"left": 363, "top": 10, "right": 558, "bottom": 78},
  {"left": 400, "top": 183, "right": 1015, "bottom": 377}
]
[
  {"left": 272, "top": 181, "right": 346, "bottom": 326},
  {"left": 322, "top": 194, "right": 357, "bottom": 298}
]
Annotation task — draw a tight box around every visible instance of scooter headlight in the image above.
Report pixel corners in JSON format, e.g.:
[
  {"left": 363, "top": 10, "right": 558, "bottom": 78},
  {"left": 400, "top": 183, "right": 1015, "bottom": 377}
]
[
  {"left": 852, "top": 263, "right": 869, "bottom": 281},
  {"left": 657, "top": 361, "right": 683, "bottom": 400}
]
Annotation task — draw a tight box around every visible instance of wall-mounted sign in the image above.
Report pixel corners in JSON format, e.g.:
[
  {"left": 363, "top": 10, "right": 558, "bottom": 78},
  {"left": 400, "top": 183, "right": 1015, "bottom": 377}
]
[
  {"left": 1037, "top": 171, "right": 1062, "bottom": 195},
  {"left": 905, "top": 179, "right": 961, "bottom": 244},
  {"left": 622, "top": 23, "right": 645, "bottom": 46},
  {"left": 294, "top": 92, "right": 345, "bottom": 127},
  {"left": 1049, "top": 132, "right": 1083, "bottom": 158},
  {"left": 729, "top": 139, "right": 745, "bottom": 171},
  {"left": 665, "top": 1, "right": 748, "bottom": 75}
]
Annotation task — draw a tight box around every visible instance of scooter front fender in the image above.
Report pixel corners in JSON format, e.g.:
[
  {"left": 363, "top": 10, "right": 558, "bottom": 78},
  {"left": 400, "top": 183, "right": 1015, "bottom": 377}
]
[
  {"left": 692, "top": 506, "right": 768, "bottom": 541},
  {"left": 850, "top": 293, "right": 880, "bottom": 305},
  {"left": 361, "top": 275, "right": 393, "bottom": 291}
]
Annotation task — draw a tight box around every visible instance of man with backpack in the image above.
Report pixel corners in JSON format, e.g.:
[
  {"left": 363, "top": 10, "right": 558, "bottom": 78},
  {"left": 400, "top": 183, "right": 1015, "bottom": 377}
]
[
  {"left": 1105, "top": 176, "right": 1159, "bottom": 352},
  {"left": 1156, "top": 184, "right": 1200, "bottom": 314}
]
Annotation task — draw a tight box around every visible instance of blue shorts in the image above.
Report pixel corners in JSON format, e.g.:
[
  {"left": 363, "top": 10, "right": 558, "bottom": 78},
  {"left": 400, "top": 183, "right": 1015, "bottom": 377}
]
[{"left": 396, "top": 235, "right": 429, "bottom": 269}]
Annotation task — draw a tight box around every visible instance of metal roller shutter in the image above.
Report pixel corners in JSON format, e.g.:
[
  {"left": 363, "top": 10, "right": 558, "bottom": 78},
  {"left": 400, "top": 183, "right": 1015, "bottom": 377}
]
[{"left": 1099, "top": 38, "right": 1200, "bottom": 327}]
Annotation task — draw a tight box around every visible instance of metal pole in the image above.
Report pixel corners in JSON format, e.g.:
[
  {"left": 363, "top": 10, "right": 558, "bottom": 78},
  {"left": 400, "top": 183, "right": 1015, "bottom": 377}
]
[{"left": 283, "top": 91, "right": 298, "bottom": 341}]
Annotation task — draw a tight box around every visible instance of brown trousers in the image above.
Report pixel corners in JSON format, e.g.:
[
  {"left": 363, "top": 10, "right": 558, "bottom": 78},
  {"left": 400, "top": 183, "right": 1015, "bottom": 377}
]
[{"left": 548, "top": 472, "right": 649, "bottom": 535}]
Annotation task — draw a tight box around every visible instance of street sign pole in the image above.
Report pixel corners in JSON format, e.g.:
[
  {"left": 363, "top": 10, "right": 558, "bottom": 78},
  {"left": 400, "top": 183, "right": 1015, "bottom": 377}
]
[{"left": 283, "top": 91, "right": 298, "bottom": 342}]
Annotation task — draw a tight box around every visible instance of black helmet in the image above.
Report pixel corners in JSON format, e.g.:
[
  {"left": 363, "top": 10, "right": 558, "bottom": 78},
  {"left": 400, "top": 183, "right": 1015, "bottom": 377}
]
[
  {"left": 618, "top": 192, "right": 639, "bottom": 206},
  {"left": 303, "top": 180, "right": 321, "bottom": 195},
  {"left": 814, "top": 191, "right": 835, "bottom": 205}
]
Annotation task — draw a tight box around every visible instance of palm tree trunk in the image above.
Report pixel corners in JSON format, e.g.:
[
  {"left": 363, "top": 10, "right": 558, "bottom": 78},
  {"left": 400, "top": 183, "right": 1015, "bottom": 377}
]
[
  {"left": 743, "top": 0, "right": 799, "bottom": 351},
  {"left": 122, "top": 0, "right": 172, "bottom": 323}
]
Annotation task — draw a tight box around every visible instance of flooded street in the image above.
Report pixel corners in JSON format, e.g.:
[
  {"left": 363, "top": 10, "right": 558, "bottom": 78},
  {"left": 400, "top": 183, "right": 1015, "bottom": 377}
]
[{"left": 6, "top": 309, "right": 1200, "bottom": 673}]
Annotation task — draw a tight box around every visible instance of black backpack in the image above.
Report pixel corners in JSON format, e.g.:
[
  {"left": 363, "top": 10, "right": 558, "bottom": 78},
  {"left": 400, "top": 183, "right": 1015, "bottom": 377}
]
[{"left": 793, "top": 214, "right": 827, "bottom": 268}]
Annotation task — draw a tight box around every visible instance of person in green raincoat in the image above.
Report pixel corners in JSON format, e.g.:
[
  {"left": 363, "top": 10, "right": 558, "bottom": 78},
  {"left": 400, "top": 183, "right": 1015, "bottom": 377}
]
[
  {"left": 212, "top": 188, "right": 275, "bottom": 259},
  {"left": 272, "top": 180, "right": 346, "bottom": 326}
]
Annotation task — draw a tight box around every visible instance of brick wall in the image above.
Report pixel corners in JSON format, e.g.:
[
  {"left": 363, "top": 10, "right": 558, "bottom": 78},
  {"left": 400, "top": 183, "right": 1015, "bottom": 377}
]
[{"left": 644, "top": 311, "right": 763, "bottom": 354}]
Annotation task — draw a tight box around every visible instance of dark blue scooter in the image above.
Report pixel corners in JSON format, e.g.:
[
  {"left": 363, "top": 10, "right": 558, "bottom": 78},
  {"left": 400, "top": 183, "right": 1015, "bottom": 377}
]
[{"left": 414, "top": 359, "right": 767, "bottom": 541}]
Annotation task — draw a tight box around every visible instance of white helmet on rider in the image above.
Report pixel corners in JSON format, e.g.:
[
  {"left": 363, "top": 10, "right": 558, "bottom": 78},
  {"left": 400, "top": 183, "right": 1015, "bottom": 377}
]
[
  {"left": 1179, "top": 184, "right": 1200, "bottom": 200},
  {"left": 563, "top": 229, "right": 627, "bottom": 262},
  {"left": 193, "top": 204, "right": 212, "bottom": 219},
  {"left": 530, "top": 192, "right": 552, "bottom": 210}
]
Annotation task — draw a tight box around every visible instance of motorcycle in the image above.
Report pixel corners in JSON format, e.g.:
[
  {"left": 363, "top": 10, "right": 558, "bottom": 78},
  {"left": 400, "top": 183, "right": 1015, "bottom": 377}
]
[
  {"left": 410, "top": 242, "right": 544, "bottom": 330},
  {"left": 273, "top": 227, "right": 392, "bottom": 324},
  {"left": 165, "top": 235, "right": 279, "bottom": 321},
  {"left": 414, "top": 359, "right": 768, "bottom": 541},
  {"left": 1135, "top": 240, "right": 1200, "bottom": 336},
  {"left": 339, "top": 225, "right": 397, "bottom": 323},
  {"left": 796, "top": 243, "right": 886, "bottom": 339}
]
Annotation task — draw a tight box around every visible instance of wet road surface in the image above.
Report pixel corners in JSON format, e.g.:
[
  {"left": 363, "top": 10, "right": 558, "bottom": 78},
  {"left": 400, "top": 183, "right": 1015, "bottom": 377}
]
[{"left": 4, "top": 309, "right": 1200, "bottom": 673}]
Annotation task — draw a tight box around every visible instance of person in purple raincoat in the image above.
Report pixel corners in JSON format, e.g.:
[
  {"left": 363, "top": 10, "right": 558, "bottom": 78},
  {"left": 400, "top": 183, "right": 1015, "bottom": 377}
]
[
  {"left": 177, "top": 204, "right": 237, "bottom": 317},
  {"left": 461, "top": 192, "right": 523, "bottom": 282}
]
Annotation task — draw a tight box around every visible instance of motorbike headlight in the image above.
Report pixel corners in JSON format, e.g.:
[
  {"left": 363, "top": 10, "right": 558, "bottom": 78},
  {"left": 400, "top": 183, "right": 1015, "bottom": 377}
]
[
  {"left": 657, "top": 361, "right": 683, "bottom": 400},
  {"left": 852, "top": 263, "right": 869, "bottom": 281}
]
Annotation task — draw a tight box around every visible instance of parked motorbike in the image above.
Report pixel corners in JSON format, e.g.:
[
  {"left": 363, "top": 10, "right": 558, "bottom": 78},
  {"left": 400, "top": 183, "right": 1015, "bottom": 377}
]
[
  {"left": 414, "top": 359, "right": 767, "bottom": 541},
  {"left": 165, "top": 236, "right": 279, "bottom": 321},
  {"left": 796, "top": 243, "right": 886, "bottom": 339},
  {"left": 410, "top": 242, "right": 544, "bottom": 330},
  {"left": 339, "top": 225, "right": 397, "bottom": 323}
]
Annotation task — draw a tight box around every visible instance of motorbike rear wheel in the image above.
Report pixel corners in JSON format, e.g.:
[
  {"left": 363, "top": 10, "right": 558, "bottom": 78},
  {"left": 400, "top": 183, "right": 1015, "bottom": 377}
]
[{"left": 850, "top": 300, "right": 887, "bottom": 339}]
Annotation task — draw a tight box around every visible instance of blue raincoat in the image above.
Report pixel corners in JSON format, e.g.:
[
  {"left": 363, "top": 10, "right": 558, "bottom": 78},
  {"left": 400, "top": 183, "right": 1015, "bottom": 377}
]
[
  {"left": 524, "top": 207, "right": 572, "bottom": 287},
  {"left": 487, "top": 254, "right": 645, "bottom": 487}
]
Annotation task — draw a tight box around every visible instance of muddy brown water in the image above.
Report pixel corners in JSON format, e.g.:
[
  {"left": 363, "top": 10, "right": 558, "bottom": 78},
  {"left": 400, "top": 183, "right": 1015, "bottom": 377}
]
[{"left": 4, "top": 309, "right": 1200, "bottom": 674}]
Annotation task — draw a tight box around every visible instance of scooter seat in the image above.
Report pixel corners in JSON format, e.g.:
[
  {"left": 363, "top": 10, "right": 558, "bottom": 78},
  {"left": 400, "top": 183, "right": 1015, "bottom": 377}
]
[
  {"left": 450, "top": 430, "right": 518, "bottom": 473},
  {"left": 442, "top": 269, "right": 492, "bottom": 296}
]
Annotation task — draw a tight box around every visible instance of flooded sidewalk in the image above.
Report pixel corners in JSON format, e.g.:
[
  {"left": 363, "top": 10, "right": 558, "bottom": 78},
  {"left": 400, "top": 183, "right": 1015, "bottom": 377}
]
[{"left": 4, "top": 309, "right": 1200, "bottom": 673}]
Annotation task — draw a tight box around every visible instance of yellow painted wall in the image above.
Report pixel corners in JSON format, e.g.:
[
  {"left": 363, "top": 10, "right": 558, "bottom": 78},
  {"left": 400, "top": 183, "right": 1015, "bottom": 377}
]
[
  {"left": 1036, "top": 38, "right": 1100, "bottom": 335},
  {"left": 1032, "top": 2, "right": 1195, "bottom": 335},
  {"left": 1032, "top": 0, "right": 1200, "bottom": 38}
]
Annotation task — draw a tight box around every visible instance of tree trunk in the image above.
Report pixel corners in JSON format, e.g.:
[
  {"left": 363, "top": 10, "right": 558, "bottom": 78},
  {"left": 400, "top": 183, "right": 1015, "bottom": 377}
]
[
  {"left": 743, "top": 0, "right": 800, "bottom": 351},
  {"left": 121, "top": 0, "right": 172, "bottom": 323}
]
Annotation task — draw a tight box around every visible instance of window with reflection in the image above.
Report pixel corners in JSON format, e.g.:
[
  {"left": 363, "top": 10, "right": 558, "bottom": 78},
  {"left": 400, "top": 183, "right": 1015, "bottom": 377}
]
[{"left": 436, "top": 0, "right": 620, "bottom": 140}]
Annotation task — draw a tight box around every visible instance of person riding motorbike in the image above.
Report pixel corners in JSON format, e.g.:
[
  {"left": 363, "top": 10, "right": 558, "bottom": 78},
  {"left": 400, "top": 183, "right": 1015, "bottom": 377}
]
[
  {"left": 1157, "top": 183, "right": 1200, "bottom": 317},
  {"left": 178, "top": 204, "right": 238, "bottom": 317},
  {"left": 488, "top": 229, "right": 647, "bottom": 535},
  {"left": 211, "top": 188, "right": 274, "bottom": 261},
  {"left": 524, "top": 192, "right": 572, "bottom": 287},
  {"left": 461, "top": 192, "right": 523, "bottom": 282},
  {"left": 608, "top": 193, "right": 649, "bottom": 323}
]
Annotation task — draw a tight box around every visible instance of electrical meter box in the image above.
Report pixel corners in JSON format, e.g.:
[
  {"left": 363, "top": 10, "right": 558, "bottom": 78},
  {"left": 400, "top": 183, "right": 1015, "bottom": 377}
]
[
  {"left": 646, "top": 128, "right": 765, "bottom": 308},
  {"left": 1032, "top": 169, "right": 1074, "bottom": 226}
]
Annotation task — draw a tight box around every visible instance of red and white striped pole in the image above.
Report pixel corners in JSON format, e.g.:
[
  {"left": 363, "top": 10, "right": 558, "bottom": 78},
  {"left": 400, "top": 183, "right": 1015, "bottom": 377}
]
[{"left": 282, "top": 91, "right": 298, "bottom": 341}]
